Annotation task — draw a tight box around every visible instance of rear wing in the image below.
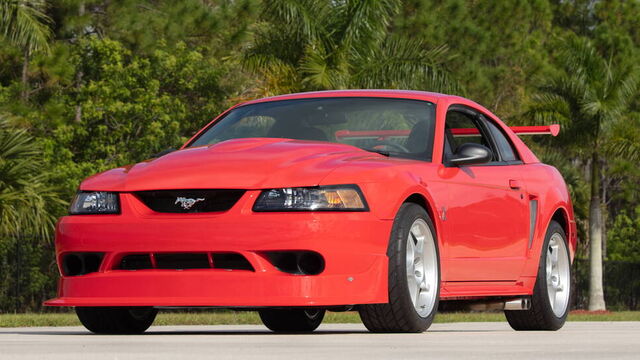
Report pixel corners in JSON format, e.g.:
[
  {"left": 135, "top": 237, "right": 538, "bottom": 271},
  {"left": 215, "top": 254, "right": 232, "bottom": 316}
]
[
  {"left": 450, "top": 125, "right": 560, "bottom": 137},
  {"left": 334, "top": 124, "right": 560, "bottom": 140},
  {"left": 508, "top": 125, "right": 560, "bottom": 136}
]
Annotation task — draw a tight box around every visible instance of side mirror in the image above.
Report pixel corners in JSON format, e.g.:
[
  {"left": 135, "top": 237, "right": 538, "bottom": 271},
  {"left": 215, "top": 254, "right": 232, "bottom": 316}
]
[
  {"left": 448, "top": 143, "right": 492, "bottom": 166},
  {"left": 152, "top": 148, "right": 177, "bottom": 158}
]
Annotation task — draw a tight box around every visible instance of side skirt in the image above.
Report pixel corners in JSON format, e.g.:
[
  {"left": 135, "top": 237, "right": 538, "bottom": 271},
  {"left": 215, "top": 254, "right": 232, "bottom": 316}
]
[{"left": 440, "top": 277, "right": 536, "bottom": 299}]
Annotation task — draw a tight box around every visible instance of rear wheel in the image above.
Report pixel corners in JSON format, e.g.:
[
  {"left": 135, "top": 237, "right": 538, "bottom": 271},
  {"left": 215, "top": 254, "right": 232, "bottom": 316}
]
[
  {"left": 76, "top": 307, "right": 157, "bottom": 334},
  {"left": 359, "top": 203, "right": 440, "bottom": 333},
  {"left": 259, "top": 309, "right": 325, "bottom": 332},
  {"left": 505, "top": 220, "right": 571, "bottom": 330}
]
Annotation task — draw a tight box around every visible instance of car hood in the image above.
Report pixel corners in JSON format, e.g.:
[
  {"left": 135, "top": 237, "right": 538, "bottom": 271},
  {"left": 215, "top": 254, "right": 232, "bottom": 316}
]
[{"left": 80, "top": 138, "right": 384, "bottom": 191}]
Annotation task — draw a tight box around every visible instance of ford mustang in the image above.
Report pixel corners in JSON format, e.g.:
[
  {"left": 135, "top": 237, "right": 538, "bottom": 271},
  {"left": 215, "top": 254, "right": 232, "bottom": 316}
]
[{"left": 46, "top": 90, "right": 577, "bottom": 334}]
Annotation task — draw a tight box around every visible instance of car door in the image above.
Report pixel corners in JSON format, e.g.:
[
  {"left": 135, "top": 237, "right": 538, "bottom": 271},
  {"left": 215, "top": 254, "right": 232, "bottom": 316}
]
[{"left": 439, "top": 106, "right": 529, "bottom": 282}]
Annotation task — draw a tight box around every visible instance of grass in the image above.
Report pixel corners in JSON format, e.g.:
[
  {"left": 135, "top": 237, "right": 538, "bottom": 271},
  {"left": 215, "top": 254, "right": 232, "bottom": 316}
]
[{"left": 1, "top": 310, "right": 639, "bottom": 328}]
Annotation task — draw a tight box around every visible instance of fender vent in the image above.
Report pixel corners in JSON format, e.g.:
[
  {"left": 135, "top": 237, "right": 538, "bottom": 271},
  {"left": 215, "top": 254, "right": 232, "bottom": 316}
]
[
  {"left": 529, "top": 199, "right": 538, "bottom": 249},
  {"left": 134, "top": 189, "right": 245, "bottom": 213}
]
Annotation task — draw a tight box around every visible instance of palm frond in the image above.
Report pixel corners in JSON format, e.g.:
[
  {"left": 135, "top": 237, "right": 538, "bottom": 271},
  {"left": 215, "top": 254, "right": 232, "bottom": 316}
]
[
  {"left": 0, "top": 116, "right": 65, "bottom": 238},
  {"left": 332, "top": 0, "right": 399, "bottom": 53},
  {"left": 0, "top": 0, "right": 52, "bottom": 53},
  {"left": 352, "top": 37, "right": 457, "bottom": 93},
  {"left": 261, "top": 0, "right": 327, "bottom": 43},
  {"left": 529, "top": 35, "right": 640, "bottom": 151}
]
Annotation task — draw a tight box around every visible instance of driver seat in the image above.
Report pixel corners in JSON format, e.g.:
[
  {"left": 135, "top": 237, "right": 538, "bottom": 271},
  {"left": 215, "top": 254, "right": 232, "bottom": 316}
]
[{"left": 406, "top": 121, "right": 433, "bottom": 154}]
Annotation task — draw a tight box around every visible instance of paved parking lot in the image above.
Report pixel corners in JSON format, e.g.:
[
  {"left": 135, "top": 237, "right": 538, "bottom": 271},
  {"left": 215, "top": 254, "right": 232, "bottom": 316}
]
[{"left": 1, "top": 321, "right": 638, "bottom": 360}]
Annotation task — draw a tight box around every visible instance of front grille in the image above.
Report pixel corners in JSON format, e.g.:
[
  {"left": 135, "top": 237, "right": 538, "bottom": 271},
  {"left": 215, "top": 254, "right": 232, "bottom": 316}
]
[
  {"left": 119, "top": 254, "right": 152, "bottom": 270},
  {"left": 134, "top": 189, "right": 245, "bottom": 213},
  {"left": 116, "top": 252, "right": 254, "bottom": 271},
  {"left": 156, "top": 253, "right": 210, "bottom": 269}
]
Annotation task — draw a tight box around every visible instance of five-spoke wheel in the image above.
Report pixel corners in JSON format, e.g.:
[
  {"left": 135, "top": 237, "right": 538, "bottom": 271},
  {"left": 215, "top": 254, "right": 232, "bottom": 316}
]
[
  {"left": 405, "top": 218, "right": 438, "bottom": 317},
  {"left": 505, "top": 220, "right": 571, "bottom": 330},
  {"left": 546, "top": 233, "right": 571, "bottom": 318},
  {"left": 359, "top": 203, "right": 440, "bottom": 333}
]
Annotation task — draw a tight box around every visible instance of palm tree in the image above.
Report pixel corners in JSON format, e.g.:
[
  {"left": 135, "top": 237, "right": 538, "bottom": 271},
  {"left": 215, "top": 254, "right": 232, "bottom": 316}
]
[
  {"left": 529, "top": 36, "right": 640, "bottom": 310},
  {"left": 242, "top": 0, "right": 456, "bottom": 97},
  {"left": 0, "top": 116, "right": 64, "bottom": 238},
  {"left": 0, "top": 0, "right": 53, "bottom": 100}
]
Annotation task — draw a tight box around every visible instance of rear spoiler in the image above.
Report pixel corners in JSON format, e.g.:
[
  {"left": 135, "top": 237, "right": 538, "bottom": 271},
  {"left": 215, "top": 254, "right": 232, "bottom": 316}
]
[
  {"left": 450, "top": 125, "right": 560, "bottom": 137},
  {"left": 334, "top": 124, "right": 560, "bottom": 140},
  {"left": 509, "top": 125, "right": 560, "bottom": 136}
]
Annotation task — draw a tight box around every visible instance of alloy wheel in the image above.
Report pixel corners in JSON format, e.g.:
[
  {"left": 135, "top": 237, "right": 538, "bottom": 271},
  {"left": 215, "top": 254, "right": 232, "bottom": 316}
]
[
  {"left": 546, "top": 233, "right": 570, "bottom": 317},
  {"left": 405, "top": 218, "right": 438, "bottom": 317}
]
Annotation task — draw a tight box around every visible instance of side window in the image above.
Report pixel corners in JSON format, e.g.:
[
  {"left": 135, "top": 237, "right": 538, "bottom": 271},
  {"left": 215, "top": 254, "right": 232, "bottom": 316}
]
[
  {"left": 444, "top": 110, "right": 497, "bottom": 161},
  {"left": 481, "top": 116, "right": 519, "bottom": 162}
]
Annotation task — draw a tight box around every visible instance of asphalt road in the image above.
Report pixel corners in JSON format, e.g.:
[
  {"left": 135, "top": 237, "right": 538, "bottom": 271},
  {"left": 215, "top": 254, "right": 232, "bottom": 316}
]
[{"left": 1, "top": 322, "right": 638, "bottom": 360}]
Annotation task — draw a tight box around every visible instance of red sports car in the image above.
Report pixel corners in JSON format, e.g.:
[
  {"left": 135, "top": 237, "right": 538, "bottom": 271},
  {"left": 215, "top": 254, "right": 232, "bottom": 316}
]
[{"left": 46, "top": 90, "right": 577, "bottom": 334}]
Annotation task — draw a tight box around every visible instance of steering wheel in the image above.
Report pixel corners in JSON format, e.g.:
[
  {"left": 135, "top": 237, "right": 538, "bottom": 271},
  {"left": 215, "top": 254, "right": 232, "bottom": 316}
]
[{"left": 371, "top": 140, "right": 410, "bottom": 153}]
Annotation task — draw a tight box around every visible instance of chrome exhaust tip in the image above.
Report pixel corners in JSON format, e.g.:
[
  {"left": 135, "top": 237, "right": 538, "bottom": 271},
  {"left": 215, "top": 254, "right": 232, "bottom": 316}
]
[
  {"left": 504, "top": 298, "right": 531, "bottom": 311},
  {"left": 463, "top": 297, "right": 532, "bottom": 311}
]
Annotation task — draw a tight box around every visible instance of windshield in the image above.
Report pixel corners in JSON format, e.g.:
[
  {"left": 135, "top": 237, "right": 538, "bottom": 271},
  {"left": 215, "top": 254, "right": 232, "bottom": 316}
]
[{"left": 188, "top": 97, "right": 436, "bottom": 161}]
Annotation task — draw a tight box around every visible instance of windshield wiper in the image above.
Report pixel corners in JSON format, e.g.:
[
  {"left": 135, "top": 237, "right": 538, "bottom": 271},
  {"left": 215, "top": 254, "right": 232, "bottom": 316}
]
[{"left": 362, "top": 148, "right": 391, "bottom": 157}]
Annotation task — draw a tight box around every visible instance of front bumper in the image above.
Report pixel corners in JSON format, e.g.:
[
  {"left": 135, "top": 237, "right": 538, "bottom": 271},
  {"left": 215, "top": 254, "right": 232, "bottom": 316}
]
[{"left": 45, "top": 191, "right": 391, "bottom": 307}]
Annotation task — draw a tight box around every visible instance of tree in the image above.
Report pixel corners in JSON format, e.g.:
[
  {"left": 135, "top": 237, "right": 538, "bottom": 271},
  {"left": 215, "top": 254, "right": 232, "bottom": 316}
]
[
  {"left": 243, "top": 0, "right": 456, "bottom": 97},
  {"left": 608, "top": 206, "right": 640, "bottom": 262},
  {"left": 529, "top": 36, "right": 640, "bottom": 310},
  {"left": 0, "top": 0, "right": 53, "bottom": 100},
  {"left": 0, "top": 116, "right": 64, "bottom": 238},
  {"left": 394, "top": 0, "right": 554, "bottom": 118},
  {"left": 40, "top": 38, "right": 238, "bottom": 195}
]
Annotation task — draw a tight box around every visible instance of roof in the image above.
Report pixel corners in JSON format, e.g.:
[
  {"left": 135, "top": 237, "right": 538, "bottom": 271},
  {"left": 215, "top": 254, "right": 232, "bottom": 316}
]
[{"left": 241, "top": 89, "right": 458, "bottom": 106}]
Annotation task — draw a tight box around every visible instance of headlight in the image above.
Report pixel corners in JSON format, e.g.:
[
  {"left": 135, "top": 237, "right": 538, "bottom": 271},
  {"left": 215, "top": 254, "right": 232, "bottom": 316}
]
[
  {"left": 69, "top": 191, "right": 120, "bottom": 215},
  {"left": 253, "top": 185, "right": 368, "bottom": 212}
]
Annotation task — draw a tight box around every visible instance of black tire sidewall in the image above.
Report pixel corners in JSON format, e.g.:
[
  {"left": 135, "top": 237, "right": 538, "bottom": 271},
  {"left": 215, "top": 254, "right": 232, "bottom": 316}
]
[
  {"left": 258, "top": 309, "right": 325, "bottom": 332},
  {"left": 76, "top": 307, "right": 157, "bottom": 334},
  {"left": 388, "top": 203, "right": 440, "bottom": 329},
  {"left": 535, "top": 220, "right": 571, "bottom": 327}
]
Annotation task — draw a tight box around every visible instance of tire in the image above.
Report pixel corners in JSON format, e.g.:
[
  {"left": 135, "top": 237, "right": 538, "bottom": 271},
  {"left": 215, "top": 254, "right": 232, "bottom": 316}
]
[
  {"left": 259, "top": 309, "right": 325, "bottom": 332},
  {"left": 76, "top": 307, "right": 157, "bottom": 334},
  {"left": 358, "top": 203, "right": 440, "bottom": 333},
  {"left": 505, "top": 220, "right": 571, "bottom": 331}
]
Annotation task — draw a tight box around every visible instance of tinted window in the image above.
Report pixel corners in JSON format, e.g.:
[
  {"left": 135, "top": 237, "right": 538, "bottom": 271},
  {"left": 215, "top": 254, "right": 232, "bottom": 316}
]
[
  {"left": 444, "top": 110, "right": 497, "bottom": 161},
  {"left": 482, "top": 116, "right": 519, "bottom": 162},
  {"left": 189, "top": 98, "right": 437, "bottom": 161}
]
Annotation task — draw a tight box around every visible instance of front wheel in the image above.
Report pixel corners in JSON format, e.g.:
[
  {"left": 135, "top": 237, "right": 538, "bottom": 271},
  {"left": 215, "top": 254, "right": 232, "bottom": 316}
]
[
  {"left": 76, "top": 307, "right": 157, "bottom": 334},
  {"left": 505, "top": 220, "right": 571, "bottom": 330},
  {"left": 359, "top": 203, "right": 440, "bottom": 333},
  {"left": 259, "top": 309, "right": 325, "bottom": 332}
]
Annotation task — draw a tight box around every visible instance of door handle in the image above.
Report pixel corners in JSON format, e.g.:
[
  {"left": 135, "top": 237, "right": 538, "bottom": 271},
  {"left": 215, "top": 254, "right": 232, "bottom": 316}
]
[{"left": 509, "top": 179, "right": 521, "bottom": 190}]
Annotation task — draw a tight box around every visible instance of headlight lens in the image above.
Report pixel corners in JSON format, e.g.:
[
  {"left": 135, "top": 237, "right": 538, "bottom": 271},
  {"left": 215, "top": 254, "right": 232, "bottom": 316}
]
[
  {"left": 69, "top": 192, "right": 120, "bottom": 215},
  {"left": 253, "top": 185, "right": 368, "bottom": 211}
]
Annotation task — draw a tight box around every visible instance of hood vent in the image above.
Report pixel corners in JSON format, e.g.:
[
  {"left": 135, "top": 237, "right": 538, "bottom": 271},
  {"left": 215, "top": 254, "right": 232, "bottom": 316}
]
[{"left": 134, "top": 189, "right": 245, "bottom": 213}]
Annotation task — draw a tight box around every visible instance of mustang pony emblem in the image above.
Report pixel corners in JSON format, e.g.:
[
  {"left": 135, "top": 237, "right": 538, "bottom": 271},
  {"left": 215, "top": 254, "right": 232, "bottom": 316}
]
[{"left": 175, "top": 197, "right": 205, "bottom": 209}]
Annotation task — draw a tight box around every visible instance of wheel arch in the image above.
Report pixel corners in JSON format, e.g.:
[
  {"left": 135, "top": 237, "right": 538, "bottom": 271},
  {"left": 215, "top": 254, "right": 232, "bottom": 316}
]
[
  {"left": 545, "top": 205, "right": 576, "bottom": 262},
  {"left": 397, "top": 190, "right": 443, "bottom": 251},
  {"left": 550, "top": 207, "right": 569, "bottom": 241},
  {"left": 521, "top": 202, "right": 575, "bottom": 283},
  {"left": 404, "top": 193, "right": 437, "bottom": 225}
]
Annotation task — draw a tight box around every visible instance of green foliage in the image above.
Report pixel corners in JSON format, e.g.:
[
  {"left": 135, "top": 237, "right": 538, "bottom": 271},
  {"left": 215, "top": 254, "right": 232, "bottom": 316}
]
[
  {"left": 0, "top": 117, "right": 65, "bottom": 238},
  {"left": 0, "top": 235, "right": 57, "bottom": 312},
  {"left": 0, "top": 116, "right": 63, "bottom": 313},
  {"left": 244, "top": 0, "right": 456, "bottom": 96},
  {"left": 38, "top": 37, "right": 236, "bottom": 195},
  {"left": 608, "top": 207, "right": 640, "bottom": 262},
  {"left": 395, "top": 0, "right": 555, "bottom": 117},
  {"left": 528, "top": 35, "right": 640, "bottom": 169},
  {"left": 0, "top": 0, "right": 52, "bottom": 53}
]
